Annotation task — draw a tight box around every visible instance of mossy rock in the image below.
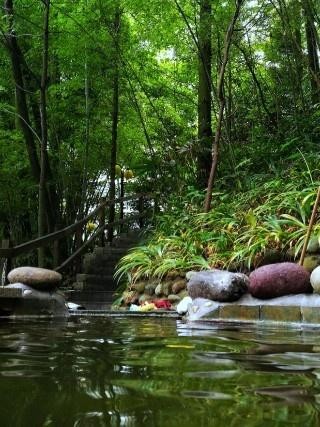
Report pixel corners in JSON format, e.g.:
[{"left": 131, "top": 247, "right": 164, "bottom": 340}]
[
  {"left": 302, "top": 255, "right": 320, "bottom": 273},
  {"left": 168, "top": 294, "right": 181, "bottom": 303},
  {"left": 162, "top": 281, "right": 173, "bottom": 296},
  {"left": 132, "top": 281, "right": 147, "bottom": 293},
  {"left": 172, "top": 279, "right": 187, "bottom": 294},
  {"left": 123, "top": 291, "right": 136, "bottom": 306},
  {"left": 139, "top": 294, "right": 153, "bottom": 304},
  {"left": 145, "top": 283, "right": 158, "bottom": 296},
  {"left": 166, "top": 270, "right": 181, "bottom": 280},
  {"left": 307, "top": 236, "right": 320, "bottom": 254},
  {"left": 155, "top": 283, "right": 163, "bottom": 296}
]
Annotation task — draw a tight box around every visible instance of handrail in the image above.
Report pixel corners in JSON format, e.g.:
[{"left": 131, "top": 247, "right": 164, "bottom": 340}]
[
  {"left": 0, "top": 191, "right": 155, "bottom": 284},
  {"left": 55, "top": 213, "right": 145, "bottom": 272},
  {"left": 0, "top": 193, "right": 151, "bottom": 258}
]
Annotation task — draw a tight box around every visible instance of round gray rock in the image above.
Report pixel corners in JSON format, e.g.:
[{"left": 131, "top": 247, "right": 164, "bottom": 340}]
[
  {"left": 8, "top": 267, "right": 62, "bottom": 291},
  {"left": 311, "top": 266, "right": 320, "bottom": 293},
  {"left": 187, "top": 270, "right": 249, "bottom": 302}
]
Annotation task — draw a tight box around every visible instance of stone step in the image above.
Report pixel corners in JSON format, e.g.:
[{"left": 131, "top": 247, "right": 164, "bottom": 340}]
[
  {"left": 93, "top": 247, "right": 132, "bottom": 256},
  {"left": 72, "top": 282, "right": 118, "bottom": 291},
  {"left": 82, "top": 264, "right": 118, "bottom": 275},
  {"left": 76, "top": 273, "right": 115, "bottom": 286},
  {"left": 111, "top": 239, "right": 139, "bottom": 247}
]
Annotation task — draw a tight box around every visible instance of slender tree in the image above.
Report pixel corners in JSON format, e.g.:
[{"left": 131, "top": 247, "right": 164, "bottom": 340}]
[
  {"left": 204, "top": 0, "right": 244, "bottom": 212},
  {"left": 197, "top": 0, "right": 212, "bottom": 189},
  {"left": 38, "top": 0, "right": 50, "bottom": 266},
  {"left": 303, "top": 0, "right": 320, "bottom": 104},
  {"left": 108, "top": 3, "right": 121, "bottom": 242}
]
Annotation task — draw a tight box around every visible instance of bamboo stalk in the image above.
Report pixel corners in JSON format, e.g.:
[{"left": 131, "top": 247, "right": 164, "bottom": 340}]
[{"left": 299, "top": 186, "right": 320, "bottom": 266}]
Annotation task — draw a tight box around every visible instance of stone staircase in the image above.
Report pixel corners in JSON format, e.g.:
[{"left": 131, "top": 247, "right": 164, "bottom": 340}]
[{"left": 65, "top": 230, "right": 141, "bottom": 309}]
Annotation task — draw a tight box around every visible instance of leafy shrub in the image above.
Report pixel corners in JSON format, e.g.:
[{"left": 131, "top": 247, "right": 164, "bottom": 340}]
[{"left": 115, "top": 157, "right": 320, "bottom": 286}]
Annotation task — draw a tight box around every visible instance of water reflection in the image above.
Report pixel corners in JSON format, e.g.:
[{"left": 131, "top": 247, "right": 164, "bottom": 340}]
[{"left": 1, "top": 318, "right": 320, "bottom": 425}]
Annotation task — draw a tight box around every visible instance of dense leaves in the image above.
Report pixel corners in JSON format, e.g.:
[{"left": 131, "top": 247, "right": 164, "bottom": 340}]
[{"left": 0, "top": 0, "right": 319, "bottom": 269}]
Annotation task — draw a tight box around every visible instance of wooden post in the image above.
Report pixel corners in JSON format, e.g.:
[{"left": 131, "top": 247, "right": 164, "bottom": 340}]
[
  {"left": 53, "top": 224, "right": 60, "bottom": 268},
  {"left": 74, "top": 226, "right": 83, "bottom": 274},
  {"left": 99, "top": 197, "right": 106, "bottom": 246},
  {"left": 0, "top": 240, "right": 12, "bottom": 285},
  {"left": 138, "top": 195, "right": 144, "bottom": 229}
]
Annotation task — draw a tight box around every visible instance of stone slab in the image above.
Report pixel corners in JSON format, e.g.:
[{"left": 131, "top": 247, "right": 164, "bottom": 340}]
[
  {"left": 260, "top": 306, "right": 301, "bottom": 323},
  {"left": 0, "top": 287, "right": 23, "bottom": 298},
  {"left": 219, "top": 305, "right": 260, "bottom": 321},
  {"left": 301, "top": 307, "right": 320, "bottom": 324}
]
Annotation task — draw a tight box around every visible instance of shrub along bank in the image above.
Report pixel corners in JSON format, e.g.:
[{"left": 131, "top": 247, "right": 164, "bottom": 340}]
[{"left": 115, "top": 159, "right": 320, "bottom": 308}]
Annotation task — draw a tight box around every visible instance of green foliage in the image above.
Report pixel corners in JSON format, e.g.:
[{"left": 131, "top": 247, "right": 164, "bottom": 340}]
[
  {"left": 116, "top": 156, "right": 320, "bottom": 285},
  {"left": 1, "top": 0, "right": 320, "bottom": 276}
]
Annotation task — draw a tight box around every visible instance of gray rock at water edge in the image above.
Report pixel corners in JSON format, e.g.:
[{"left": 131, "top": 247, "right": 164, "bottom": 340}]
[
  {"left": 187, "top": 270, "right": 249, "bottom": 302},
  {"left": 8, "top": 267, "right": 62, "bottom": 291},
  {"left": 186, "top": 271, "right": 197, "bottom": 281},
  {"left": 311, "top": 266, "right": 320, "bottom": 293},
  {"left": 176, "top": 296, "right": 192, "bottom": 315},
  {"left": 0, "top": 283, "right": 68, "bottom": 317},
  {"left": 249, "top": 262, "right": 311, "bottom": 299},
  {"left": 186, "top": 298, "right": 220, "bottom": 320}
]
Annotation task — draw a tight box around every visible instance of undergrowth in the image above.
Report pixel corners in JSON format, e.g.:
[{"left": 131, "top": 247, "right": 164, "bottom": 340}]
[{"left": 115, "top": 153, "right": 320, "bottom": 285}]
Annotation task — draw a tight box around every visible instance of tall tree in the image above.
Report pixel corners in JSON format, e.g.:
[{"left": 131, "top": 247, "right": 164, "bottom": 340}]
[
  {"left": 204, "top": 0, "right": 244, "bottom": 212},
  {"left": 3, "top": 0, "right": 40, "bottom": 181},
  {"left": 108, "top": 3, "right": 121, "bottom": 242},
  {"left": 38, "top": 0, "right": 50, "bottom": 266},
  {"left": 303, "top": 0, "right": 320, "bottom": 104},
  {"left": 197, "top": 0, "right": 212, "bottom": 189}
]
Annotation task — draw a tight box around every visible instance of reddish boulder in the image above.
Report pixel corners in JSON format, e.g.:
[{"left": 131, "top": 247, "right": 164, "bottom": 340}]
[{"left": 249, "top": 262, "right": 312, "bottom": 299}]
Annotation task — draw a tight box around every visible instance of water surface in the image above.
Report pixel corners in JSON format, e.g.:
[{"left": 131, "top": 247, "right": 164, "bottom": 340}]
[{"left": 1, "top": 317, "right": 320, "bottom": 426}]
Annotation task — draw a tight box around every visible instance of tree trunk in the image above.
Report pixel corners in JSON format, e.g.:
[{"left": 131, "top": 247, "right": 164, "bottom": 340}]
[
  {"left": 197, "top": 0, "right": 212, "bottom": 189},
  {"left": 3, "top": 0, "right": 40, "bottom": 181},
  {"left": 3, "top": 0, "right": 57, "bottom": 235},
  {"left": 303, "top": 0, "right": 320, "bottom": 105},
  {"left": 204, "top": 0, "right": 244, "bottom": 212},
  {"left": 38, "top": 0, "right": 50, "bottom": 267},
  {"left": 108, "top": 5, "right": 120, "bottom": 242}
]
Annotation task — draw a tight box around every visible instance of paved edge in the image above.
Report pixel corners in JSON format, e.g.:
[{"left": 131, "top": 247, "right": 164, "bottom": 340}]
[{"left": 187, "top": 304, "right": 320, "bottom": 327}]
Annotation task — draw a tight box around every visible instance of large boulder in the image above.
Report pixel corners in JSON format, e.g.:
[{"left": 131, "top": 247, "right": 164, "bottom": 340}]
[
  {"left": 8, "top": 267, "right": 62, "bottom": 291},
  {"left": 0, "top": 283, "right": 68, "bottom": 317},
  {"left": 249, "top": 262, "right": 311, "bottom": 299},
  {"left": 187, "top": 270, "right": 249, "bottom": 302}
]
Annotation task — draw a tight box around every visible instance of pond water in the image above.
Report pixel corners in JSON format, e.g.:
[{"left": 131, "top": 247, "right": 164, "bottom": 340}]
[{"left": 1, "top": 317, "right": 320, "bottom": 427}]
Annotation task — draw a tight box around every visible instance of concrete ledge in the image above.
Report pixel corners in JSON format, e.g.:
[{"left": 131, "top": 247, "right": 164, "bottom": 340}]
[
  {"left": 186, "top": 295, "right": 320, "bottom": 326},
  {"left": 69, "top": 310, "right": 181, "bottom": 318},
  {"left": 0, "top": 287, "right": 22, "bottom": 298},
  {"left": 219, "top": 305, "right": 260, "bottom": 321},
  {"left": 260, "top": 306, "right": 301, "bottom": 323},
  {"left": 301, "top": 307, "right": 320, "bottom": 324}
]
